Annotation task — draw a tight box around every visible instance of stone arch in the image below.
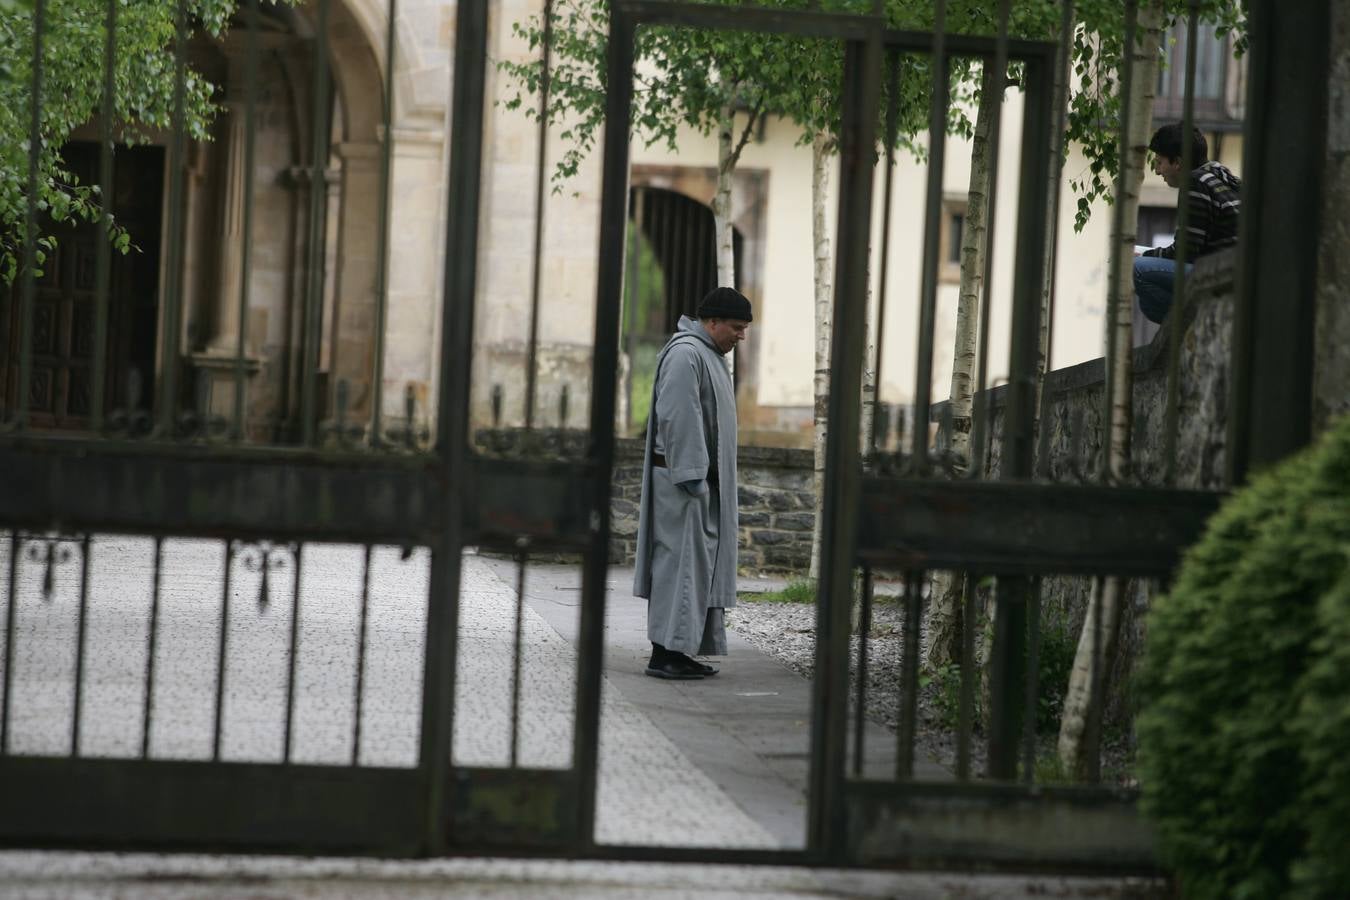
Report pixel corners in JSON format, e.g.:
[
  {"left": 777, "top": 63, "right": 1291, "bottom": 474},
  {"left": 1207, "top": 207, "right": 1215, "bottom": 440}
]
[{"left": 181, "top": 0, "right": 416, "bottom": 440}]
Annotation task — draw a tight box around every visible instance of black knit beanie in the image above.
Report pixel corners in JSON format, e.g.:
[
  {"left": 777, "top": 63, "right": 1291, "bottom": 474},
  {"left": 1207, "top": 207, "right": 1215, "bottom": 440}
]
[{"left": 696, "top": 286, "right": 753, "bottom": 322}]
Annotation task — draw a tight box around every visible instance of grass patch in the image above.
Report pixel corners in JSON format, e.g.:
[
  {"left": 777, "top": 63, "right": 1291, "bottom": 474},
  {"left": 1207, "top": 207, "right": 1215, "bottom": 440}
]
[{"left": 739, "top": 579, "right": 816, "bottom": 604}]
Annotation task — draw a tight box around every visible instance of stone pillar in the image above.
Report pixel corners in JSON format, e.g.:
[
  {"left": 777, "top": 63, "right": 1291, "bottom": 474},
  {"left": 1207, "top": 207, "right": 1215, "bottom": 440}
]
[
  {"left": 188, "top": 42, "right": 264, "bottom": 429},
  {"left": 208, "top": 99, "right": 249, "bottom": 354},
  {"left": 326, "top": 140, "right": 382, "bottom": 423}
]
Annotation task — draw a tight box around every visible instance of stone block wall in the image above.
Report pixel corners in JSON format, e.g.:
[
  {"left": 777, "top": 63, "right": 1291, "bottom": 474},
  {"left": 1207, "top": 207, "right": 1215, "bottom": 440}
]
[
  {"left": 475, "top": 430, "right": 818, "bottom": 575},
  {"left": 949, "top": 250, "right": 1236, "bottom": 727},
  {"left": 609, "top": 441, "right": 816, "bottom": 574},
  {"left": 978, "top": 249, "right": 1236, "bottom": 490}
]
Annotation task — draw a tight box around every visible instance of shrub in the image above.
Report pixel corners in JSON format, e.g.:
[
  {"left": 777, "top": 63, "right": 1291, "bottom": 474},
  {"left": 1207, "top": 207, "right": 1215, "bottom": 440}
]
[
  {"left": 1034, "top": 612, "right": 1077, "bottom": 734},
  {"left": 1135, "top": 416, "right": 1350, "bottom": 899}
]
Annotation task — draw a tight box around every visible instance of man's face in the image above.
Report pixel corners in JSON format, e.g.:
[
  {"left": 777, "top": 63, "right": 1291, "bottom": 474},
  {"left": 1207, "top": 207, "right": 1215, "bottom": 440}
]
[
  {"left": 703, "top": 318, "right": 750, "bottom": 355},
  {"left": 1151, "top": 152, "right": 1184, "bottom": 188}
]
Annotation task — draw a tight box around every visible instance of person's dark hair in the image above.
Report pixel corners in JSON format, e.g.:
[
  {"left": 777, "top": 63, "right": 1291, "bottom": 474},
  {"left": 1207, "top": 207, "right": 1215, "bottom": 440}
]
[{"left": 1148, "top": 123, "right": 1207, "bottom": 166}]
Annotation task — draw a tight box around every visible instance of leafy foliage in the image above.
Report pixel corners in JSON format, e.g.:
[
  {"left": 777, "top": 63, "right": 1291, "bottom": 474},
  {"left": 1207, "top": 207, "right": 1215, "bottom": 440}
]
[
  {"left": 498, "top": 0, "right": 984, "bottom": 195},
  {"left": 0, "top": 0, "right": 241, "bottom": 283},
  {"left": 1063, "top": 0, "right": 1247, "bottom": 231},
  {"left": 502, "top": 0, "right": 1245, "bottom": 233},
  {"left": 1033, "top": 611, "right": 1076, "bottom": 733},
  {"left": 1136, "top": 415, "right": 1350, "bottom": 899}
]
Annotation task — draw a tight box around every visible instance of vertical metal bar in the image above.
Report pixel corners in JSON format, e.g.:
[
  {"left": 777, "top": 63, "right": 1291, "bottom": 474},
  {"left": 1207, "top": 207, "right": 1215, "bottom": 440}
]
[
  {"left": 510, "top": 550, "right": 528, "bottom": 768},
  {"left": 1099, "top": 0, "right": 1138, "bottom": 485},
  {"left": 14, "top": 0, "right": 47, "bottom": 432},
  {"left": 624, "top": 190, "right": 643, "bottom": 431},
  {"left": 909, "top": 1, "right": 950, "bottom": 471},
  {"left": 350, "top": 543, "right": 373, "bottom": 766},
  {"left": 851, "top": 566, "right": 874, "bottom": 777},
  {"left": 369, "top": 0, "right": 399, "bottom": 448},
  {"left": 90, "top": 0, "right": 117, "bottom": 432},
  {"left": 212, "top": 541, "right": 234, "bottom": 762},
  {"left": 70, "top": 535, "right": 92, "bottom": 757},
  {"left": 156, "top": 0, "right": 190, "bottom": 439},
  {"left": 300, "top": 0, "right": 333, "bottom": 446},
  {"left": 657, "top": 192, "right": 673, "bottom": 333},
  {"left": 141, "top": 537, "right": 164, "bottom": 758},
  {"left": 523, "top": 1, "right": 554, "bottom": 432},
  {"left": 284, "top": 544, "right": 304, "bottom": 763},
  {"left": 1228, "top": 0, "right": 1327, "bottom": 482},
  {"left": 1, "top": 533, "right": 19, "bottom": 754},
  {"left": 232, "top": 0, "right": 262, "bottom": 442},
  {"left": 672, "top": 198, "right": 688, "bottom": 317},
  {"left": 1162, "top": 1, "right": 1201, "bottom": 485},
  {"left": 869, "top": 50, "right": 901, "bottom": 458},
  {"left": 809, "top": 29, "right": 882, "bottom": 857},
  {"left": 955, "top": 571, "right": 976, "bottom": 780},
  {"left": 895, "top": 571, "right": 923, "bottom": 779},
  {"left": 1020, "top": 581, "right": 1041, "bottom": 783},
  {"left": 421, "top": 0, "right": 489, "bottom": 853},
  {"left": 574, "top": 5, "right": 637, "bottom": 847},
  {"left": 967, "top": 0, "right": 1013, "bottom": 479},
  {"left": 987, "top": 43, "right": 1056, "bottom": 781}
]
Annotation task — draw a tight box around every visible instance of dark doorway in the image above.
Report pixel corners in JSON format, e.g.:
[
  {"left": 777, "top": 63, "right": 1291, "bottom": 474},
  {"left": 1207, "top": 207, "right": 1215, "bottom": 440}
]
[
  {"left": 628, "top": 186, "right": 742, "bottom": 334},
  {"left": 622, "top": 186, "right": 744, "bottom": 435},
  {"left": 1, "top": 142, "right": 163, "bottom": 430}
]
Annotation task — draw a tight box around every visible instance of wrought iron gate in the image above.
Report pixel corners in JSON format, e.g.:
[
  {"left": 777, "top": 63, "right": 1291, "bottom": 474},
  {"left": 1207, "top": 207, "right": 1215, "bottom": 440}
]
[{"left": 0, "top": 0, "right": 1325, "bottom": 875}]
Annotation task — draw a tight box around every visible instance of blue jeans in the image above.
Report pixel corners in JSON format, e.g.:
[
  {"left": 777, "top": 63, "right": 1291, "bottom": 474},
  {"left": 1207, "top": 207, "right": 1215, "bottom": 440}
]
[{"left": 1133, "top": 256, "right": 1191, "bottom": 324}]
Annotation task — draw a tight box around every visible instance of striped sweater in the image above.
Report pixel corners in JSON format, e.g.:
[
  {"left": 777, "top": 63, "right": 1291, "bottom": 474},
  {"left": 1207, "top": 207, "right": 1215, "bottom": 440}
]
[{"left": 1142, "top": 160, "right": 1242, "bottom": 260}]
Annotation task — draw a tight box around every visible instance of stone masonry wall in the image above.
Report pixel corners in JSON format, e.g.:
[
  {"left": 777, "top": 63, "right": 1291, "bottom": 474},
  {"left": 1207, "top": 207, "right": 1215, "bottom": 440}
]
[
  {"left": 476, "top": 430, "right": 817, "bottom": 575},
  {"left": 962, "top": 251, "right": 1236, "bottom": 726},
  {"left": 481, "top": 251, "right": 1239, "bottom": 585},
  {"left": 608, "top": 440, "right": 816, "bottom": 575}
]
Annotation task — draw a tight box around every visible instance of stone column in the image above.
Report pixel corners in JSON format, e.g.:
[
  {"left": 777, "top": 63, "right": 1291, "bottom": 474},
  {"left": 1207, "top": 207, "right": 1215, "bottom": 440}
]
[
  {"left": 189, "top": 40, "right": 262, "bottom": 427},
  {"left": 208, "top": 98, "right": 249, "bottom": 354},
  {"left": 326, "top": 140, "right": 382, "bottom": 423}
]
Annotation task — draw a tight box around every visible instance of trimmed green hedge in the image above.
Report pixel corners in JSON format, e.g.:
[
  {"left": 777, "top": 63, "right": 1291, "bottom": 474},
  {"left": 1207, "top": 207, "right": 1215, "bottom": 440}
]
[{"left": 1136, "top": 416, "right": 1350, "bottom": 899}]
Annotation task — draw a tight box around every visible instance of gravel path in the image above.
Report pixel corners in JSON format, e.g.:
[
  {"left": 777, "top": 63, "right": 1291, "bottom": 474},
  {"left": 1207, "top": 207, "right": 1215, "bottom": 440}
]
[
  {"left": 726, "top": 596, "right": 982, "bottom": 777},
  {"left": 726, "top": 594, "right": 1137, "bottom": 785}
]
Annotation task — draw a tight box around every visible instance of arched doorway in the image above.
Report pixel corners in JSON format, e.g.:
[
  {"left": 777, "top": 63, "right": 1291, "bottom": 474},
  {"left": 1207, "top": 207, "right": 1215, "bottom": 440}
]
[
  {"left": 0, "top": 0, "right": 394, "bottom": 444},
  {"left": 622, "top": 186, "right": 743, "bottom": 435}
]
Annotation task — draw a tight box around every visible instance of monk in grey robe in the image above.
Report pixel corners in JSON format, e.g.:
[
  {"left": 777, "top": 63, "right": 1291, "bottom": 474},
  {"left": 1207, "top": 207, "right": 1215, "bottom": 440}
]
[{"left": 633, "top": 287, "right": 751, "bottom": 680}]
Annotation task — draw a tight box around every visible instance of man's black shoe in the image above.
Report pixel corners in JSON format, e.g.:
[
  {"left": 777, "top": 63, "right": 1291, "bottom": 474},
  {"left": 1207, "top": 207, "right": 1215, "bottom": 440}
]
[
  {"left": 689, "top": 659, "right": 719, "bottom": 677},
  {"left": 645, "top": 657, "right": 707, "bottom": 680}
]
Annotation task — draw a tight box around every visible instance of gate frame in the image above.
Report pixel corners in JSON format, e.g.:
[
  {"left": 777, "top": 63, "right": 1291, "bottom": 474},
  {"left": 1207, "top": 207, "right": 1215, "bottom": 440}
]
[{"left": 0, "top": 0, "right": 1330, "bottom": 876}]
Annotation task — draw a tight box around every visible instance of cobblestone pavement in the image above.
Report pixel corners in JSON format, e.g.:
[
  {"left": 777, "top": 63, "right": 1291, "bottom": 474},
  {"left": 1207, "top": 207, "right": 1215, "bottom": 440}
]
[
  {"left": 0, "top": 535, "right": 1163, "bottom": 897},
  {"left": 0, "top": 535, "right": 771, "bottom": 848}
]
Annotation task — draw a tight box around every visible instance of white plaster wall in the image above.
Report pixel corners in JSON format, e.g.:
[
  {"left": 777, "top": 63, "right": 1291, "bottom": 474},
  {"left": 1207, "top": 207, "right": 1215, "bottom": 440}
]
[
  {"left": 631, "top": 89, "right": 1102, "bottom": 414},
  {"left": 631, "top": 92, "right": 1244, "bottom": 419},
  {"left": 363, "top": 0, "right": 1248, "bottom": 435}
]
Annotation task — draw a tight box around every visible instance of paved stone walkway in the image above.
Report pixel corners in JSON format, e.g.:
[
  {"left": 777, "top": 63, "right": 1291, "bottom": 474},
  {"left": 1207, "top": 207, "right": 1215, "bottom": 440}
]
[{"left": 0, "top": 535, "right": 1162, "bottom": 897}]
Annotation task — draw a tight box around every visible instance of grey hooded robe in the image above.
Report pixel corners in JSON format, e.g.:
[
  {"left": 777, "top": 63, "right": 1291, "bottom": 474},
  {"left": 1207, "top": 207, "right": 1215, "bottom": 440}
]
[{"left": 632, "top": 316, "right": 739, "bottom": 657}]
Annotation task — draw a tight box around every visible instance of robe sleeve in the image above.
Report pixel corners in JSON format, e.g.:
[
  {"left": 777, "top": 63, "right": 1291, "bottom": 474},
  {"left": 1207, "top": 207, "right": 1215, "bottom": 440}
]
[{"left": 654, "top": 343, "right": 711, "bottom": 491}]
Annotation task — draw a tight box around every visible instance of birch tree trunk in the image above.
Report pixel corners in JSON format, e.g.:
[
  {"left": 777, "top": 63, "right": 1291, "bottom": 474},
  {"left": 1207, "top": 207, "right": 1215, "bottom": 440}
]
[
  {"left": 925, "top": 62, "right": 999, "bottom": 669},
  {"left": 1057, "top": 0, "right": 1165, "bottom": 780},
  {"left": 713, "top": 104, "right": 737, "bottom": 289},
  {"left": 808, "top": 132, "right": 833, "bottom": 582}
]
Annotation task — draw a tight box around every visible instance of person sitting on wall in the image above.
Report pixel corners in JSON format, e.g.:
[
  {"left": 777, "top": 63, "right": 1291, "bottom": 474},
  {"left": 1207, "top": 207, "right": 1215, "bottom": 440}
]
[{"left": 1134, "top": 123, "right": 1242, "bottom": 324}]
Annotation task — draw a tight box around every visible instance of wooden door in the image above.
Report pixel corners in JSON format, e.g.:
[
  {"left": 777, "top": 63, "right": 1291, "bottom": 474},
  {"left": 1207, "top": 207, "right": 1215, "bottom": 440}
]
[{"left": 1, "top": 142, "right": 163, "bottom": 429}]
